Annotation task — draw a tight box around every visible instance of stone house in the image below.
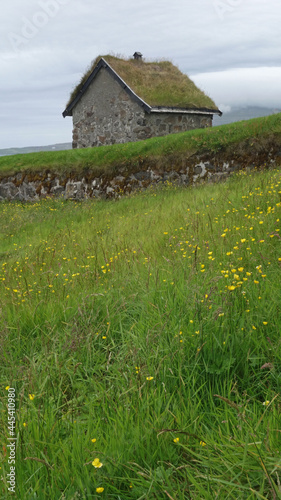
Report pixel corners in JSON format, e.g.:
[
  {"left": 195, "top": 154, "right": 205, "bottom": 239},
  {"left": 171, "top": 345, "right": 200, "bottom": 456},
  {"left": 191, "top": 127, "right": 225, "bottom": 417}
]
[{"left": 63, "top": 54, "right": 222, "bottom": 149}]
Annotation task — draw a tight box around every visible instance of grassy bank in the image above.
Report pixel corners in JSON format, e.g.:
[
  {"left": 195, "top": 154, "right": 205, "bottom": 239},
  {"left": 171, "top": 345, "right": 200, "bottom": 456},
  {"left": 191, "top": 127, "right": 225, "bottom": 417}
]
[
  {"left": 0, "top": 165, "right": 281, "bottom": 498},
  {"left": 0, "top": 113, "right": 281, "bottom": 179}
]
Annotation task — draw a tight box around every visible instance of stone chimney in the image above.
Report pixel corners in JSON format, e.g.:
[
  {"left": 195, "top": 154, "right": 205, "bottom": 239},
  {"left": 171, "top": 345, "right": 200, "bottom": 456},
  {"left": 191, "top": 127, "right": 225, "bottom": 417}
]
[{"left": 133, "top": 51, "right": 143, "bottom": 60}]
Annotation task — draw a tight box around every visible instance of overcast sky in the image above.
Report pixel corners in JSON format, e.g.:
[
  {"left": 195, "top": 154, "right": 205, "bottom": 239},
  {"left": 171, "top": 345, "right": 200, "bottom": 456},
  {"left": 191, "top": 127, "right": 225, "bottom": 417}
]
[{"left": 1, "top": 0, "right": 281, "bottom": 148}]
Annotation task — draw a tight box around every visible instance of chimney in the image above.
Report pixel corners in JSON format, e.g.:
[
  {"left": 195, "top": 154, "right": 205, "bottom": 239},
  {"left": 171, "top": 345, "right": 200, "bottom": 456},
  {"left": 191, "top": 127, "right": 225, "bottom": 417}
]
[{"left": 133, "top": 51, "right": 143, "bottom": 60}]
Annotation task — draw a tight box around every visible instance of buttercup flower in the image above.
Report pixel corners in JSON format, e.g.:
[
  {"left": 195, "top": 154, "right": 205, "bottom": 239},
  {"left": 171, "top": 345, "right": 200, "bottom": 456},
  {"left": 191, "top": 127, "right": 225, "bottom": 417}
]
[
  {"left": 96, "top": 487, "right": 104, "bottom": 493},
  {"left": 29, "top": 394, "right": 35, "bottom": 401},
  {"left": 92, "top": 458, "right": 103, "bottom": 468},
  {"left": 173, "top": 437, "right": 180, "bottom": 443},
  {"left": 200, "top": 441, "right": 206, "bottom": 446},
  {"left": 146, "top": 376, "right": 153, "bottom": 381},
  {"left": 91, "top": 438, "right": 97, "bottom": 443},
  {"left": 5, "top": 386, "right": 10, "bottom": 391}
]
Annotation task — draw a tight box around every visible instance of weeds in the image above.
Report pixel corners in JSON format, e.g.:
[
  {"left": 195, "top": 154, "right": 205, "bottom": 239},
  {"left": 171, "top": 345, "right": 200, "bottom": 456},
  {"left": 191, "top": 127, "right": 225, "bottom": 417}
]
[{"left": 0, "top": 168, "right": 281, "bottom": 498}]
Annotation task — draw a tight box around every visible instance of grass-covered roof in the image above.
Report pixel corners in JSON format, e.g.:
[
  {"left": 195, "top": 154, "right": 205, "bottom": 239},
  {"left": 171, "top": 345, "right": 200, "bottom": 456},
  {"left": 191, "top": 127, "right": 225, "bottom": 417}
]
[{"left": 66, "top": 55, "right": 219, "bottom": 111}]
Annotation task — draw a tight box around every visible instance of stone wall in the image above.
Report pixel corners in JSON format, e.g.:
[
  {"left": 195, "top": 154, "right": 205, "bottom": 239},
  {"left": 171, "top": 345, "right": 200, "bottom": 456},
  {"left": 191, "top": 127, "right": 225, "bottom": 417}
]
[
  {"left": 147, "top": 112, "right": 212, "bottom": 138},
  {"left": 1, "top": 134, "right": 280, "bottom": 202},
  {"left": 0, "top": 157, "right": 275, "bottom": 202},
  {"left": 72, "top": 68, "right": 146, "bottom": 148},
  {"left": 72, "top": 68, "right": 212, "bottom": 148}
]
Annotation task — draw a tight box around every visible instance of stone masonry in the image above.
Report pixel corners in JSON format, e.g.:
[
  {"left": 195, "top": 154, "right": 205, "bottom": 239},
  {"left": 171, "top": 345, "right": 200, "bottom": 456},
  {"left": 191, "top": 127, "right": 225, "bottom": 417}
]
[{"left": 1, "top": 149, "right": 279, "bottom": 202}]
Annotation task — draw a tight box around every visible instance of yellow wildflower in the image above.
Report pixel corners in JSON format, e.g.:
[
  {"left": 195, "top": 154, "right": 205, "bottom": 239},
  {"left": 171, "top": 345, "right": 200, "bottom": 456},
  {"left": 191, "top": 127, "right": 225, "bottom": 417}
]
[
  {"left": 96, "top": 487, "right": 104, "bottom": 493},
  {"left": 29, "top": 394, "right": 35, "bottom": 401},
  {"left": 173, "top": 437, "right": 180, "bottom": 443},
  {"left": 92, "top": 458, "right": 103, "bottom": 468}
]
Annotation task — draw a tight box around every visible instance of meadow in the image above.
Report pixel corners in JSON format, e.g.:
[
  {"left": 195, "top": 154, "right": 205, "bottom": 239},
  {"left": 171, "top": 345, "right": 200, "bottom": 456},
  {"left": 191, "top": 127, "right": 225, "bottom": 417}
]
[{"left": 0, "top": 165, "right": 281, "bottom": 499}]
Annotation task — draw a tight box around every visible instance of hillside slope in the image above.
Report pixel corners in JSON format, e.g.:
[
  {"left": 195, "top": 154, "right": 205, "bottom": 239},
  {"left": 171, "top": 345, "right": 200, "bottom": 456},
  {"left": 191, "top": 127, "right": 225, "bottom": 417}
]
[{"left": 0, "top": 113, "right": 281, "bottom": 181}]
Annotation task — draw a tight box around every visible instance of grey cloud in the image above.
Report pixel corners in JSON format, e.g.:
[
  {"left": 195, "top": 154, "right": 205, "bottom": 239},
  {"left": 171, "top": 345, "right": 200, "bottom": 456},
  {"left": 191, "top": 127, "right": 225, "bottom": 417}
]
[{"left": 191, "top": 67, "right": 281, "bottom": 108}]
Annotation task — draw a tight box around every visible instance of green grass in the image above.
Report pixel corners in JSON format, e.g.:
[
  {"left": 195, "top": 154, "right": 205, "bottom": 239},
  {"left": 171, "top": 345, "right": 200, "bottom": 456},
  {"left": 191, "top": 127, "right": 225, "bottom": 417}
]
[
  {"left": 0, "top": 112, "right": 281, "bottom": 179},
  {"left": 0, "top": 166, "right": 281, "bottom": 498}
]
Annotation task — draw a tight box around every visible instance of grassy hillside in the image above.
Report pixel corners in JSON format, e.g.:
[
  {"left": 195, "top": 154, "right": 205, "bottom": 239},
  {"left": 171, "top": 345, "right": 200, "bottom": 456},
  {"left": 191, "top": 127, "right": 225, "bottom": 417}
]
[
  {"left": 0, "top": 166, "right": 281, "bottom": 498},
  {"left": 0, "top": 113, "right": 281, "bottom": 179}
]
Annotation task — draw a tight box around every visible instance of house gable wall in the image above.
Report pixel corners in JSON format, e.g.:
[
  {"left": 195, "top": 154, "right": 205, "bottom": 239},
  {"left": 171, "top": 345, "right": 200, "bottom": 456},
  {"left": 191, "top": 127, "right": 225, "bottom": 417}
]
[
  {"left": 72, "top": 68, "right": 213, "bottom": 149},
  {"left": 72, "top": 68, "right": 147, "bottom": 148}
]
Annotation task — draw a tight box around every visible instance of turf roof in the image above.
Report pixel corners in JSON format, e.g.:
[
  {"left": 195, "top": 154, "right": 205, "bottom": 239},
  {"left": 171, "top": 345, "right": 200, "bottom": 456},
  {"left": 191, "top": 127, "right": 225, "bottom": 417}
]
[{"left": 66, "top": 55, "right": 219, "bottom": 112}]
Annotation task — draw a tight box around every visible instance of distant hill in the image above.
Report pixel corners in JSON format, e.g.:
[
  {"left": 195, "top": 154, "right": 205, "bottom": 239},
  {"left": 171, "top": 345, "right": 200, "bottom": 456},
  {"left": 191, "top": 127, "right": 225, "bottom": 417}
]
[
  {"left": 213, "top": 106, "right": 281, "bottom": 126},
  {"left": 0, "top": 142, "right": 72, "bottom": 157}
]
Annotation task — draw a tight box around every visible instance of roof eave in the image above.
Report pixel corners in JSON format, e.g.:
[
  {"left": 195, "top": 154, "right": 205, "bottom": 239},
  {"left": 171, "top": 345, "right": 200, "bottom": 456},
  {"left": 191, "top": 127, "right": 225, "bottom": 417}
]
[{"left": 150, "top": 106, "right": 222, "bottom": 116}]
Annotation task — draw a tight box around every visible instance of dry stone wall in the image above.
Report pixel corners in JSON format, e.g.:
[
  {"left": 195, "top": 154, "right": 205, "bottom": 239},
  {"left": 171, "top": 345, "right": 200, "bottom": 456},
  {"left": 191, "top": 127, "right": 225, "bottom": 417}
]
[
  {"left": 1, "top": 137, "right": 280, "bottom": 201},
  {"left": 0, "top": 157, "right": 277, "bottom": 202}
]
